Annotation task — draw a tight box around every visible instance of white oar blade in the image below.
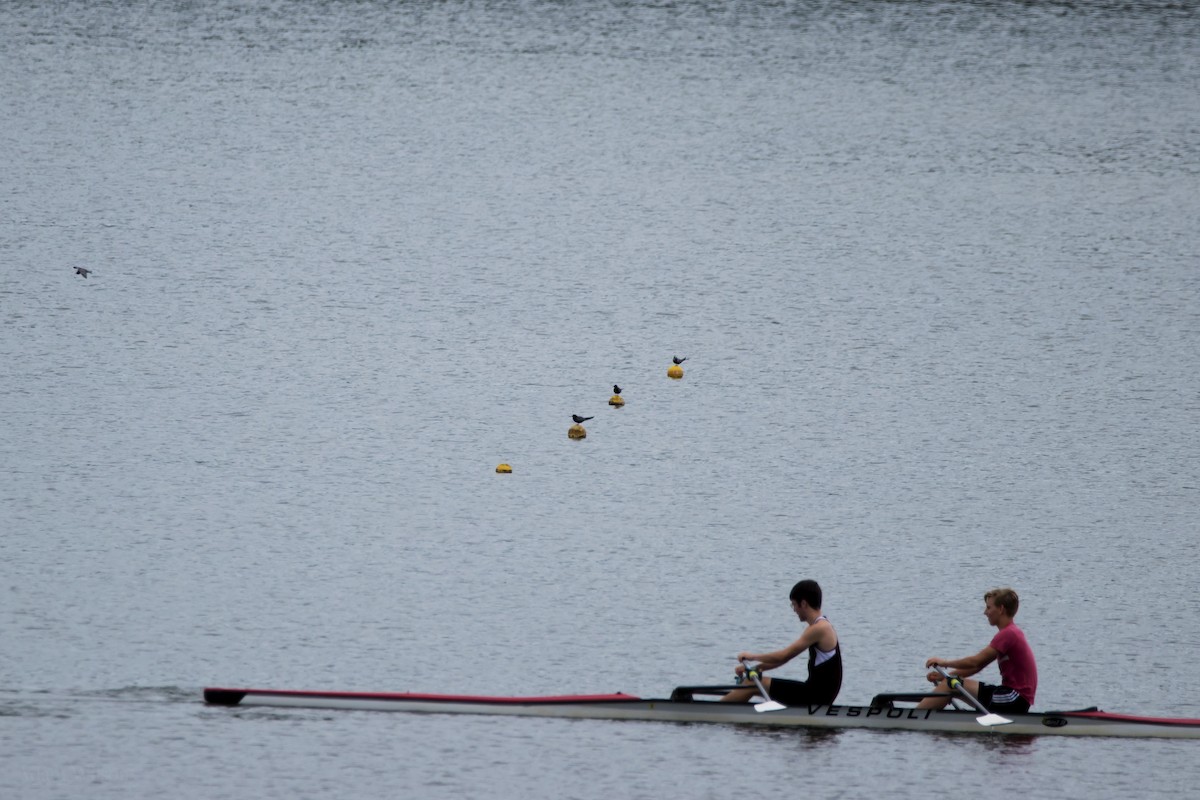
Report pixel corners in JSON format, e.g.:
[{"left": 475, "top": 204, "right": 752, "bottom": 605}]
[
  {"left": 975, "top": 713, "right": 1012, "bottom": 727},
  {"left": 754, "top": 700, "right": 787, "bottom": 713}
]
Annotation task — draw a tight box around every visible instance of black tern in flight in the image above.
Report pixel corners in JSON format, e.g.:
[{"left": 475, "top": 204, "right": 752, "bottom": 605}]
[
  {"left": 74, "top": 267, "right": 92, "bottom": 278},
  {"left": 572, "top": 415, "right": 594, "bottom": 424}
]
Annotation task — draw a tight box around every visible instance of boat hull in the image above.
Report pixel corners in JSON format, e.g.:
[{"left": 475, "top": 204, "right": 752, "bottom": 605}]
[{"left": 203, "top": 688, "right": 1200, "bottom": 739}]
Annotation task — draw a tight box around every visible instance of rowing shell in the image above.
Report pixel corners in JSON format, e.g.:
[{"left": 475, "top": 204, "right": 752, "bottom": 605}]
[{"left": 203, "top": 687, "right": 1200, "bottom": 739}]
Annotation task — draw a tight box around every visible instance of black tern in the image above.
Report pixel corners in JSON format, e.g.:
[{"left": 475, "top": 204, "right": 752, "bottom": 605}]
[
  {"left": 612, "top": 385, "right": 622, "bottom": 395},
  {"left": 672, "top": 356, "right": 687, "bottom": 365},
  {"left": 74, "top": 267, "right": 92, "bottom": 278},
  {"left": 572, "top": 415, "right": 594, "bottom": 424}
]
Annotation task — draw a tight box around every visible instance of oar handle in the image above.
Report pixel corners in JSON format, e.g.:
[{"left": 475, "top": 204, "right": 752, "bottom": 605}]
[
  {"left": 738, "top": 658, "right": 766, "bottom": 682},
  {"left": 933, "top": 665, "right": 959, "bottom": 686},
  {"left": 738, "top": 657, "right": 785, "bottom": 712},
  {"left": 738, "top": 658, "right": 768, "bottom": 689},
  {"left": 933, "top": 666, "right": 986, "bottom": 714}
]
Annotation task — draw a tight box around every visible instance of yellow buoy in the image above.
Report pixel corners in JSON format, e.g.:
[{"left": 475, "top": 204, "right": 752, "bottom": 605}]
[
  {"left": 568, "top": 424, "right": 587, "bottom": 439},
  {"left": 608, "top": 394, "right": 625, "bottom": 406},
  {"left": 667, "top": 364, "right": 684, "bottom": 379},
  {"left": 495, "top": 463, "right": 512, "bottom": 473}
]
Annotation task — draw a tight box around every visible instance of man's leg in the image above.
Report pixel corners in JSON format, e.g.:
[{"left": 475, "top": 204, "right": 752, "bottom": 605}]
[
  {"left": 719, "top": 676, "right": 773, "bottom": 704},
  {"left": 916, "top": 677, "right": 981, "bottom": 710}
]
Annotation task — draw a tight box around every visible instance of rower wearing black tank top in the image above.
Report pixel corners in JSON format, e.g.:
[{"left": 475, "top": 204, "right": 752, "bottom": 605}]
[{"left": 721, "top": 579, "right": 843, "bottom": 707}]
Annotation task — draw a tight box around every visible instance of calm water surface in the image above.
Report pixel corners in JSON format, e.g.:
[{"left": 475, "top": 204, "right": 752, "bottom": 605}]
[{"left": 3, "top": 1, "right": 1199, "bottom": 798}]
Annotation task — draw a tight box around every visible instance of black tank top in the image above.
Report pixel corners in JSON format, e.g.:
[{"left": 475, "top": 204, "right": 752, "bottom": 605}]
[{"left": 805, "top": 619, "right": 843, "bottom": 704}]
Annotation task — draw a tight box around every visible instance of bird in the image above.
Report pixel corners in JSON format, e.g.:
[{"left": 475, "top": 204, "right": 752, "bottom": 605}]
[
  {"left": 672, "top": 355, "right": 687, "bottom": 365},
  {"left": 612, "top": 384, "right": 622, "bottom": 395},
  {"left": 572, "top": 414, "right": 594, "bottom": 424},
  {"left": 74, "top": 267, "right": 92, "bottom": 278}
]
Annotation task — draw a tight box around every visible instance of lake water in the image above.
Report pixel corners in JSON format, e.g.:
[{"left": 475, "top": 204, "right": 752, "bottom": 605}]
[{"left": 2, "top": 1, "right": 1199, "bottom": 797}]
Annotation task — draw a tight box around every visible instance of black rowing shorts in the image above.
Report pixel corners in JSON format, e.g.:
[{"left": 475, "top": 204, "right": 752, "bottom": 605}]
[
  {"left": 976, "top": 682, "right": 1031, "bottom": 714},
  {"left": 766, "top": 677, "right": 838, "bottom": 707}
]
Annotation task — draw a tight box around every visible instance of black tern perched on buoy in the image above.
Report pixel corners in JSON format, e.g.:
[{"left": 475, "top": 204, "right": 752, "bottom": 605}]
[
  {"left": 74, "top": 267, "right": 92, "bottom": 278},
  {"left": 612, "top": 385, "right": 622, "bottom": 395},
  {"left": 672, "top": 356, "right": 687, "bottom": 365},
  {"left": 572, "top": 414, "right": 594, "bottom": 424}
]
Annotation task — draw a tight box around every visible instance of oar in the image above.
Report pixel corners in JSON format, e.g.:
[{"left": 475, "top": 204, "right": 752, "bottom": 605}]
[
  {"left": 739, "top": 658, "right": 786, "bottom": 712},
  {"left": 933, "top": 666, "right": 1011, "bottom": 727}
]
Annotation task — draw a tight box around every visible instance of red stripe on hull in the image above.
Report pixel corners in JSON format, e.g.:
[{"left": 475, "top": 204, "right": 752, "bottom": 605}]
[{"left": 1063, "top": 710, "right": 1200, "bottom": 727}]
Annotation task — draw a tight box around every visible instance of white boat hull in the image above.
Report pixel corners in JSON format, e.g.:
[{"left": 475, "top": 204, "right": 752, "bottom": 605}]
[{"left": 203, "top": 688, "right": 1200, "bottom": 739}]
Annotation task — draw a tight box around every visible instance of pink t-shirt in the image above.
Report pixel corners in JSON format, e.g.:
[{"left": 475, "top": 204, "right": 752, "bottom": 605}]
[{"left": 990, "top": 623, "right": 1037, "bottom": 706}]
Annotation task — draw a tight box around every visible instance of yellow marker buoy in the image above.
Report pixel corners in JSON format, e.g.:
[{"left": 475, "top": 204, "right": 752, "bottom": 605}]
[
  {"left": 495, "top": 463, "right": 512, "bottom": 473},
  {"left": 608, "top": 394, "right": 624, "bottom": 406},
  {"left": 667, "top": 364, "right": 683, "bottom": 379},
  {"left": 568, "top": 424, "right": 587, "bottom": 439}
]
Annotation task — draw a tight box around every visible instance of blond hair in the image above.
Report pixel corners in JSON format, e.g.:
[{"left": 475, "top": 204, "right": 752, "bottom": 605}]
[{"left": 984, "top": 587, "right": 1019, "bottom": 617}]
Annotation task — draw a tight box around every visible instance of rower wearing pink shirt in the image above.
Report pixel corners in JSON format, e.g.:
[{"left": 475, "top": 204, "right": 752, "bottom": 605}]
[{"left": 917, "top": 587, "right": 1038, "bottom": 714}]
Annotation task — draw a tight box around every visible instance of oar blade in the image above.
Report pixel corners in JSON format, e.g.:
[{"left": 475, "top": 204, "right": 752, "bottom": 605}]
[
  {"left": 754, "top": 700, "right": 787, "bottom": 713},
  {"left": 740, "top": 658, "right": 786, "bottom": 713},
  {"left": 932, "top": 666, "right": 1013, "bottom": 727},
  {"left": 975, "top": 713, "right": 1012, "bottom": 727}
]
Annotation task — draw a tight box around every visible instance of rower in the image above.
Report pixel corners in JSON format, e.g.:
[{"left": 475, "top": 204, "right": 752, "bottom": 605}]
[
  {"left": 918, "top": 587, "right": 1037, "bottom": 714},
  {"left": 721, "top": 579, "right": 843, "bottom": 707}
]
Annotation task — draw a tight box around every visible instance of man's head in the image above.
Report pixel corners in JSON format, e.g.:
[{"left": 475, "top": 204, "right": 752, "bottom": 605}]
[
  {"left": 789, "top": 579, "right": 822, "bottom": 612},
  {"left": 984, "top": 587, "right": 1019, "bottom": 619}
]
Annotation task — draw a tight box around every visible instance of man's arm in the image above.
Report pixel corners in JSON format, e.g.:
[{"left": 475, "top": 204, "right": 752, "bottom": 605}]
[
  {"left": 740, "top": 625, "right": 824, "bottom": 671},
  {"left": 926, "top": 646, "right": 998, "bottom": 679}
]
